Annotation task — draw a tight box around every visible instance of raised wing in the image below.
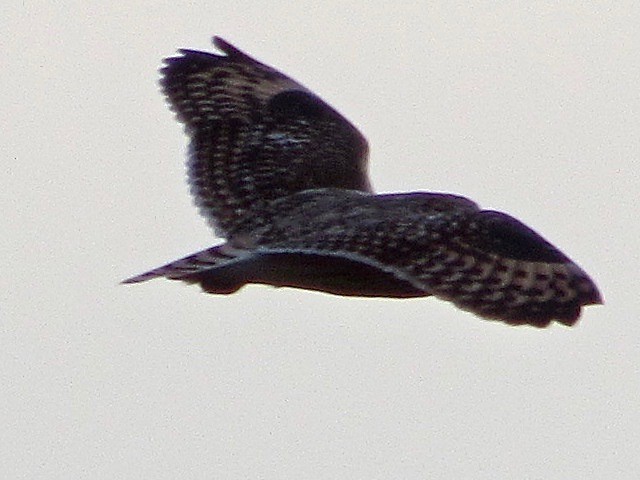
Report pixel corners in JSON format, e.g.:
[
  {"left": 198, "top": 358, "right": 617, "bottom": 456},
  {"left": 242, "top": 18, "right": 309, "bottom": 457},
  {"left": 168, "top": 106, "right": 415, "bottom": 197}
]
[{"left": 161, "top": 37, "right": 371, "bottom": 236}]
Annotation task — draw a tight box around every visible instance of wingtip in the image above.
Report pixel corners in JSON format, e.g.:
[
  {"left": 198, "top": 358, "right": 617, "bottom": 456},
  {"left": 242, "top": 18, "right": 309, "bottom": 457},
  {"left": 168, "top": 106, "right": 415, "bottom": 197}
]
[
  {"left": 212, "top": 36, "right": 246, "bottom": 58},
  {"left": 212, "top": 35, "right": 229, "bottom": 49},
  {"left": 574, "top": 266, "right": 604, "bottom": 306},
  {"left": 590, "top": 283, "right": 605, "bottom": 305},
  {"left": 160, "top": 37, "right": 248, "bottom": 72}
]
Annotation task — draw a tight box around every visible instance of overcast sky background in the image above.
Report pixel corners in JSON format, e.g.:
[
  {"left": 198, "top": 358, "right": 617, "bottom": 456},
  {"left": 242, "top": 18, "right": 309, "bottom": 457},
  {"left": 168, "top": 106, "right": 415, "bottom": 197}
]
[{"left": 3, "top": 2, "right": 639, "bottom": 479}]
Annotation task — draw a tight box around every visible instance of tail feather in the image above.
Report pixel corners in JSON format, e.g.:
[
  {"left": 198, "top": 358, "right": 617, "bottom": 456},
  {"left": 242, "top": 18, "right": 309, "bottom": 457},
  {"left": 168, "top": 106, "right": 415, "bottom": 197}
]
[
  {"left": 122, "top": 247, "right": 429, "bottom": 298},
  {"left": 122, "top": 244, "right": 247, "bottom": 287}
]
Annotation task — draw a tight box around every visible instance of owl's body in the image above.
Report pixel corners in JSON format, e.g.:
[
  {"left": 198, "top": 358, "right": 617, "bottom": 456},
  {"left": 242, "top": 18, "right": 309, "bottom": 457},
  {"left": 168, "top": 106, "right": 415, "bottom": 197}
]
[{"left": 124, "top": 37, "right": 601, "bottom": 327}]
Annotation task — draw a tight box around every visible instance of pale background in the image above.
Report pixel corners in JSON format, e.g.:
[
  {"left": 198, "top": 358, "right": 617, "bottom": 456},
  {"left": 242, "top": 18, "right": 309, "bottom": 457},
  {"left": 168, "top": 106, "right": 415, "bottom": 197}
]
[{"left": 3, "top": 2, "right": 639, "bottom": 479}]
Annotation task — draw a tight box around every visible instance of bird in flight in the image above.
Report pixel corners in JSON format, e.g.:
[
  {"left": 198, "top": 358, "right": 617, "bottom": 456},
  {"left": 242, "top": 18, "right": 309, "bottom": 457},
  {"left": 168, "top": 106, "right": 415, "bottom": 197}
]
[{"left": 124, "top": 36, "right": 602, "bottom": 327}]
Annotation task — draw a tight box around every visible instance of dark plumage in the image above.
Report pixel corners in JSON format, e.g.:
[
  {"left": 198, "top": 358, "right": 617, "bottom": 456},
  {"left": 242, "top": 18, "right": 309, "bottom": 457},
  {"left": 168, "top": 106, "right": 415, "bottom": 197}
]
[{"left": 124, "top": 37, "right": 602, "bottom": 327}]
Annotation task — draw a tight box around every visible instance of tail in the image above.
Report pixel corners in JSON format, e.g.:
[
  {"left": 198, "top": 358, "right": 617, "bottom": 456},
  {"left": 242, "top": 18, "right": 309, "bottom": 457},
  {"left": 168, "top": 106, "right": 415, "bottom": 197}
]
[
  {"left": 122, "top": 244, "right": 253, "bottom": 294},
  {"left": 122, "top": 245, "right": 429, "bottom": 299}
]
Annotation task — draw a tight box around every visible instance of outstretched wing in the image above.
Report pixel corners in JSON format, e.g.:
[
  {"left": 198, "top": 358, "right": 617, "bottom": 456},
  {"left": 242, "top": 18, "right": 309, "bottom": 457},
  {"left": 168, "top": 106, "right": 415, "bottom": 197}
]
[
  {"left": 235, "top": 190, "right": 602, "bottom": 327},
  {"left": 123, "top": 190, "right": 601, "bottom": 327},
  {"left": 161, "top": 37, "right": 371, "bottom": 237},
  {"left": 412, "top": 209, "right": 602, "bottom": 327}
]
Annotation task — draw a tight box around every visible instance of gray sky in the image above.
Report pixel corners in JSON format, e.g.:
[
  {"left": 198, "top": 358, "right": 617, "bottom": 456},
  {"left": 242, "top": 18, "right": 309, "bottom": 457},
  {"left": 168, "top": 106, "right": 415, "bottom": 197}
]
[{"left": 3, "top": 2, "right": 639, "bottom": 478}]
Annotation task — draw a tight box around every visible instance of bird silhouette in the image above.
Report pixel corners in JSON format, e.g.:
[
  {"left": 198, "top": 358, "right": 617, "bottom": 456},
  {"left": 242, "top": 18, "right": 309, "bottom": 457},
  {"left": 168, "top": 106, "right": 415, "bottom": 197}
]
[{"left": 124, "top": 37, "right": 602, "bottom": 327}]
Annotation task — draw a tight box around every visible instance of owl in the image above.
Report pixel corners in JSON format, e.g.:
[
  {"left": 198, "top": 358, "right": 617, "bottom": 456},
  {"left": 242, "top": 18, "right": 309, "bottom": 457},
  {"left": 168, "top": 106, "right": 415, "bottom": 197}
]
[{"left": 124, "top": 37, "right": 602, "bottom": 327}]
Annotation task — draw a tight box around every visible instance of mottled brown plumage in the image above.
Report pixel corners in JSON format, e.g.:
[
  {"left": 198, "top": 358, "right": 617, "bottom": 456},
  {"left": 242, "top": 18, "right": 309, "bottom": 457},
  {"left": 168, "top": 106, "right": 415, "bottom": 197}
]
[
  {"left": 161, "top": 37, "right": 370, "bottom": 236},
  {"left": 124, "top": 37, "right": 602, "bottom": 327}
]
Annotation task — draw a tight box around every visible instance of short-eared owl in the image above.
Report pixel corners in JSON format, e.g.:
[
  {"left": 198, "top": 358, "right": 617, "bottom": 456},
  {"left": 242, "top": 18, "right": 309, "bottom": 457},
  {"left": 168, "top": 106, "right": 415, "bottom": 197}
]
[{"left": 124, "top": 37, "right": 601, "bottom": 327}]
